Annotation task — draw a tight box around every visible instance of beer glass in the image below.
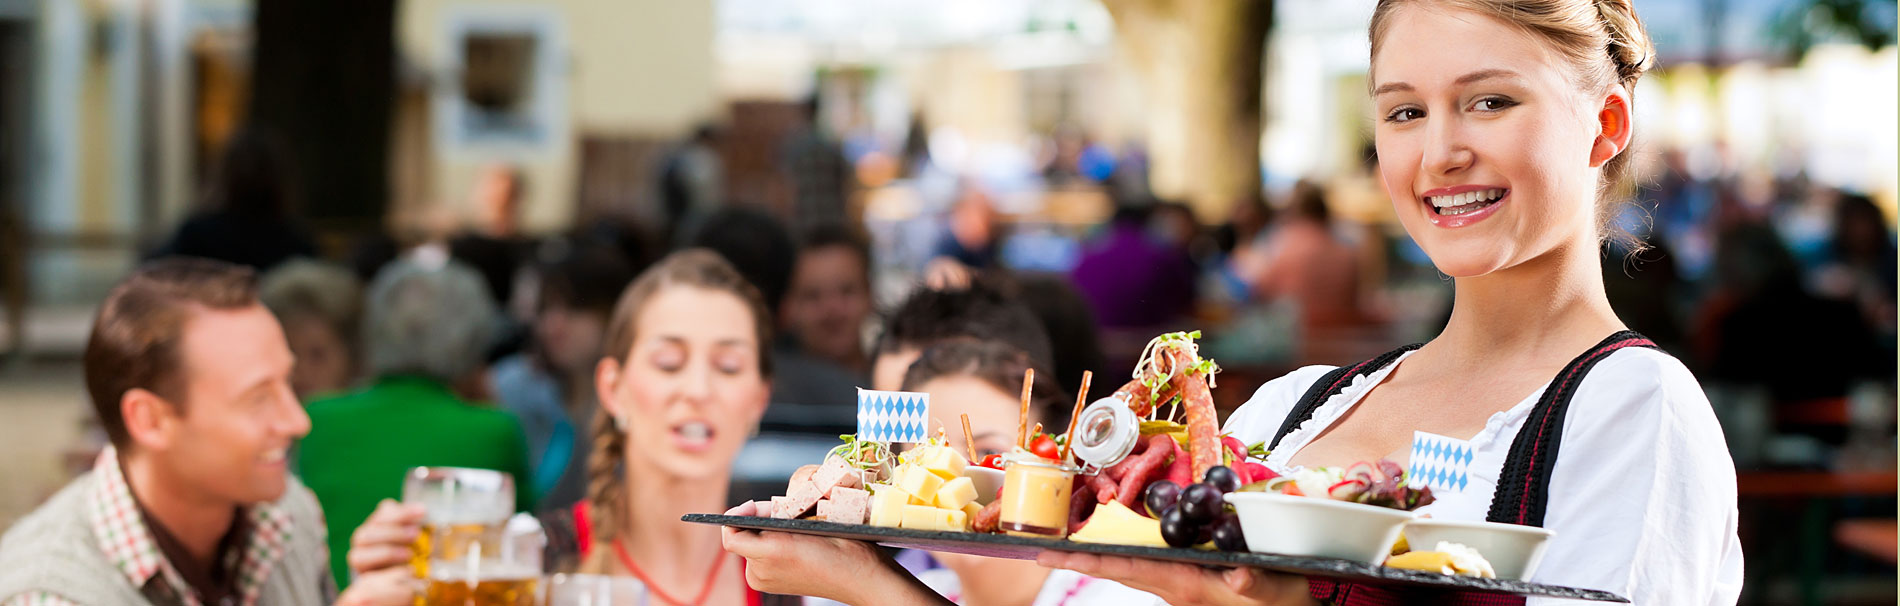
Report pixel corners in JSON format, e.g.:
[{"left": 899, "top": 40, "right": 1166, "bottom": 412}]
[
  {"left": 544, "top": 574, "right": 648, "bottom": 606},
  {"left": 404, "top": 467, "right": 537, "bottom": 605}
]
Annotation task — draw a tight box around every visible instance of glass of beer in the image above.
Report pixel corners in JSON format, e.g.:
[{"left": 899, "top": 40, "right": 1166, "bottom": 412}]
[
  {"left": 544, "top": 574, "right": 648, "bottom": 606},
  {"left": 404, "top": 467, "right": 539, "bottom": 606}
]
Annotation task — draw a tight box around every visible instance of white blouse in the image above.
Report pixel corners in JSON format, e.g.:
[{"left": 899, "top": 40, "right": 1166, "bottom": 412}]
[{"left": 1223, "top": 347, "right": 1745, "bottom": 605}]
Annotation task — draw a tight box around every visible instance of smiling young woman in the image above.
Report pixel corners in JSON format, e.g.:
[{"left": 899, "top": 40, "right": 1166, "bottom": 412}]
[{"left": 718, "top": 2, "right": 1744, "bottom": 606}]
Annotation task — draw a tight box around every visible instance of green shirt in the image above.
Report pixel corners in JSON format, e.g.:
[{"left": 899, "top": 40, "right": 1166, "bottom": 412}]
[{"left": 296, "top": 375, "right": 535, "bottom": 589}]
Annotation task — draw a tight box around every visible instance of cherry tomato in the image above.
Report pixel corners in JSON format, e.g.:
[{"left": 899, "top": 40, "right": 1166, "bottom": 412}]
[
  {"left": 1030, "top": 434, "right": 1060, "bottom": 460},
  {"left": 980, "top": 454, "right": 1005, "bottom": 469}
]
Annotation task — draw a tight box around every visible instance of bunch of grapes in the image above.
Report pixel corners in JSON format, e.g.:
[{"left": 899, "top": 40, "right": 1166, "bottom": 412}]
[{"left": 1144, "top": 465, "right": 1247, "bottom": 552}]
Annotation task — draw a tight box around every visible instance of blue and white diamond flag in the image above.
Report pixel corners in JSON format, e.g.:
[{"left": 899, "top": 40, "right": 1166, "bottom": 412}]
[
  {"left": 858, "top": 388, "right": 930, "bottom": 444},
  {"left": 1407, "top": 431, "right": 1473, "bottom": 494}
]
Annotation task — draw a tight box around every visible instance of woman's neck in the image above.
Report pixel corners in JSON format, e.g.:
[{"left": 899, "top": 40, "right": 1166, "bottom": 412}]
[
  {"left": 1437, "top": 239, "right": 1625, "bottom": 365},
  {"left": 616, "top": 459, "right": 733, "bottom": 593}
]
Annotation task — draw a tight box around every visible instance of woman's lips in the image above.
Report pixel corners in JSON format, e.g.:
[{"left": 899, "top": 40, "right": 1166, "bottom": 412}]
[{"left": 1420, "top": 187, "right": 1509, "bottom": 229}]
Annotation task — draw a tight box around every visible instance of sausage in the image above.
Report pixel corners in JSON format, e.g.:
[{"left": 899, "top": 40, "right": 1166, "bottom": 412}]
[
  {"left": 1181, "top": 374, "right": 1221, "bottom": 483},
  {"left": 972, "top": 500, "right": 1003, "bottom": 533},
  {"left": 1167, "top": 438, "right": 1192, "bottom": 487},
  {"left": 1114, "top": 436, "right": 1177, "bottom": 510},
  {"left": 1069, "top": 477, "right": 1097, "bottom": 535}
]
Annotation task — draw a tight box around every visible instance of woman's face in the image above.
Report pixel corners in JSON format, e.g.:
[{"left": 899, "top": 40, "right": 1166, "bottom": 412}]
[
  {"left": 913, "top": 374, "right": 1030, "bottom": 461},
  {"left": 1371, "top": 6, "right": 1626, "bottom": 278},
  {"left": 597, "top": 286, "right": 769, "bottom": 480}
]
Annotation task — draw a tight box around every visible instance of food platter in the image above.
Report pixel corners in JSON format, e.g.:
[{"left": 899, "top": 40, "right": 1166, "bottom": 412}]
[{"left": 687, "top": 514, "right": 1629, "bottom": 602}]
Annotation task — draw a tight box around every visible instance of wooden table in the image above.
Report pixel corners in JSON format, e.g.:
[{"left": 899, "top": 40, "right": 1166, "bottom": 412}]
[{"left": 1736, "top": 470, "right": 1896, "bottom": 606}]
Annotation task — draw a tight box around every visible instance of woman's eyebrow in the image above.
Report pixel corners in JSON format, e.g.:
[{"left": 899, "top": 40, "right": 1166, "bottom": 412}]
[
  {"left": 1454, "top": 68, "right": 1523, "bottom": 86},
  {"left": 1374, "top": 69, "right": 1525, "bottom": 97}
]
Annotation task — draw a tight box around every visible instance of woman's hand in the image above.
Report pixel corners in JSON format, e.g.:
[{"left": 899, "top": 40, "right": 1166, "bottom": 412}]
[
  {"left": 719, "top": 501, "right": 953, "bottom": 605},
  {"left": 347, "top": 499, "right": 425, "bottom": 577},
  {"left": 1036, "top": 551, "right": 1316, "bottom": 606}
]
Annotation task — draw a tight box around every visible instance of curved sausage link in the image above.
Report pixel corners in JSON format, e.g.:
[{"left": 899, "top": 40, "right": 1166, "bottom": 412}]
[{"left": 1181, "top": 374, "right": 1221, "bottom": 483}]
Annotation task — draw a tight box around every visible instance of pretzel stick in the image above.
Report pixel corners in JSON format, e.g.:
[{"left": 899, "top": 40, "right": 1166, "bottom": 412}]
[
  {"left": 1060, "top": 370, "right": 1092, "bottom": 462},
  {"left": 960, "top": 414, "right": 977, "bottom": 462},
  {"left": 1018, "top": 369, "right": 1034, "bottom": 448}
]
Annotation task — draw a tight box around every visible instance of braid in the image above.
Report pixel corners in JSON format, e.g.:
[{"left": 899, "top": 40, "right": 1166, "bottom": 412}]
[{"left": 578, "top": 403, "right": 626, "bottom": 573}]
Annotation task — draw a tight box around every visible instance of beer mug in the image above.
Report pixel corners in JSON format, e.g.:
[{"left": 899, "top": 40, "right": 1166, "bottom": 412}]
[
  {"left": 404, "top": 467, "right": 539, "bottom": 605},
  {"left": 544, "top": 573, "right": 648, "bottom": 606}
]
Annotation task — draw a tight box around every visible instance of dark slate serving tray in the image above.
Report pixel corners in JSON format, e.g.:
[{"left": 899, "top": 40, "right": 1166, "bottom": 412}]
[{"left": 685, "top": 514, "right": 1628, "bottom": 603}]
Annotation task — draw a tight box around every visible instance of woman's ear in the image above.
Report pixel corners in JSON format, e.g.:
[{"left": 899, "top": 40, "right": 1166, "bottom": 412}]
[
  {"left": 1590, "top": 89, "right": 1634, "bottom": 168},
  {"left": 595, "top": 357, "right": 625, "bottom": 422}
]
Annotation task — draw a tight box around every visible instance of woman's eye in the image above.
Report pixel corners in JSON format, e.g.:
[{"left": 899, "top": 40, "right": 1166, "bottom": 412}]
[
  {"left": 1384, "top": 107, "right": 1423, "bottom": 123},
  {"left": 1472, "top": 97, "right": 1517, "bottom": 112},
  {"left": 651, "top": 350, "right": 685, "bottom": 371}
]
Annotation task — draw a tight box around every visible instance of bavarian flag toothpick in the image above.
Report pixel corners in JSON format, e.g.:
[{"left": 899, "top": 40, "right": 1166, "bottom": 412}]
[{"left": 857, "top": 388, "right": 930, "bottom": 444}]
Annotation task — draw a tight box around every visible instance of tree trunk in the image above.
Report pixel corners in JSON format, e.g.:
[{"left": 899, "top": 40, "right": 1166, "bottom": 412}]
[
  {"left": 1104, "top": 0, "right": 1271, "bottom": 222},
  {"left": 249, "top": 0, "right": 396, "bottom": 233}
]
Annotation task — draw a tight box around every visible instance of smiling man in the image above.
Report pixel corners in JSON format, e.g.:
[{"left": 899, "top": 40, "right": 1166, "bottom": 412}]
[{"left": 0, "top": 258, "right": 334, "bottom": 605}]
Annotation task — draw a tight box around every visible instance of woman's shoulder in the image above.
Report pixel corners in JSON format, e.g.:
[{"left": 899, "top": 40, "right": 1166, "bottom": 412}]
[{"left": 1566, "top": 347, "right": 1712, "bottom": 427}]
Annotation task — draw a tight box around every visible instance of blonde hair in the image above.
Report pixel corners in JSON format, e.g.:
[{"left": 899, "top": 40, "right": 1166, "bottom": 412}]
[
  {"left": 1370, "top": 0, "right": 1657, "bottom": 246},
  {"left": 577, "top": 249, "right": 773, "bottom": 573}
]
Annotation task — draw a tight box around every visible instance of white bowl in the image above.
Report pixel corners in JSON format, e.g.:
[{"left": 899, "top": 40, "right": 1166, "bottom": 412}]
[
  {"left": 1401, "top": 519, "right": 1554, "bottom": 580},
  {"left": 1225, "top": 492, "right": 1415, "bottom": 565},
  {"left": 962, "top": 466, "right": 1005, "bottom": 505}
]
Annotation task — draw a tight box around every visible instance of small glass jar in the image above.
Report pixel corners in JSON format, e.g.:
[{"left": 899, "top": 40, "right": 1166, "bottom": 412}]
[
  {"left": 1069, "top": 396, "right": 1140, "bottom": 471},
  {"left": 998, "top": 455, "right": 1080, "bottom": 538}
]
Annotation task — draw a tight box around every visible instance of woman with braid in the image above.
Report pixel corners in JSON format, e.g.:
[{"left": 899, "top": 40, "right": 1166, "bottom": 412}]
[
  {"left": 343, "top": 249, "right": 795, "bottom": 606},
  {"left": 721, "top": 1, "right": 1742, "bottom": 605}
]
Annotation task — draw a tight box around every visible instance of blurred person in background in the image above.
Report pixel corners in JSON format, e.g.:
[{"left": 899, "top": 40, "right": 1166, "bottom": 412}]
[
  {"left": 773, "top": 223, "right": 876, "bottom": 406},
  {"left": 1231, "top": 179, "right": 1378, "bottom": 330},
  {"left": 450, "top": 163, "right": 536, "bottom": 363},
  {"left": 781, "top": 95, "right": 854, "bottom": 230},
  {"left": 688, "top": 205, "right": 798, "bottom": 316},
  {"left": 296, "top": 257, "right": 533, "bottom": 589},
  {"left": 1812, "top": 192, "right": 1897, "bottom": 341},
  {"left": 1011, "top": 273, "right": 1113, "bottom": 403},
  {"left": 490, "top": 244, "right": 638, "bottom": 510},
  {"left": 1213, "top": 194, "right": 1272, "bottom": 257},
  {"left": 346, "top": 250, "right": 800, "bottom": 605},
  {"left": 1069, "top": 197, "right": 1199, "bottom": 329},
  {"left": 449, "top": 163, "right": 532, "bottom": 307},
  {"left": 660, "top": 123, "right": 728, "bottom": 237},
  {"left": 258, "top": 260, "right": 364, "bottom": 400},
  {"left": 150, "top": 128, "right": 317, "bottom": 273},
  {"left": 928, "top": 185, "right": 1004, "bottom": 281},
  {"left": 1696, "top": 222, "right": 1876, "bottom": 447},
  {"left": 0, "top": 258, "right": 333, "bottom": 606},
  {"left": 868, "top": 281, "right": 1054, "bottom": 393}
]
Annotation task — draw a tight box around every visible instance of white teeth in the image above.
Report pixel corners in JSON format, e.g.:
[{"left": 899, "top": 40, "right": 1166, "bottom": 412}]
[
  {"left": 1427, "top": 188, "right": 1505, "bottom": 209},
  {"left": 678, "top": 422, "right": 712, "bottom": 442},
  {"left": 262, "top": 449, "right": 286, "bottom": 463}
]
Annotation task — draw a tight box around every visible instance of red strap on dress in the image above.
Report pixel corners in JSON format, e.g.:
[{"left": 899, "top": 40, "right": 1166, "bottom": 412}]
[
  {"left": 1308, "top": 579, "right": 1527, "bottom": 605},
  {"left": 573, "top": 501, "right": 593, "bottom": 558}
]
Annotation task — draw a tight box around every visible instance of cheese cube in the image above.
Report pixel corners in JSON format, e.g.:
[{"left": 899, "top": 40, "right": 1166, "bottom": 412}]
[
  {"left": 899, "top": 504, "right": 969, "bottom": 532},
  {"left": 894, "top": 464, "right": 944, "bottom": 504},
  {"left": 960, "top": 502, "right": 984, "bottom": 528},
  {"left": 867, "top": 484, "right": 909, "bottom": 527},
  {"left": 920, "top": 446, "right": 968, "bottom": 480},
  {"left": 931, "top": 476, "right": 980, "bottom": 511}
]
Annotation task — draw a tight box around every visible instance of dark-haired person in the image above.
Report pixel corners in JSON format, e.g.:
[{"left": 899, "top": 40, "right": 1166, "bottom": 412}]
[
  {"left": 150, "top": 129, "right": 317, "bottom": 273},
  {"left": 490, "top": 244, "right": 639, "bottom": 509},
  {"left": 0, "top": 258, "right": 333, "bottom": 605},
  {"left": 772, "top": 223, "right": 876, "bottom": 407},
  {"left": 867, "top": 281, "right": 1055, "bottom": 393}
]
